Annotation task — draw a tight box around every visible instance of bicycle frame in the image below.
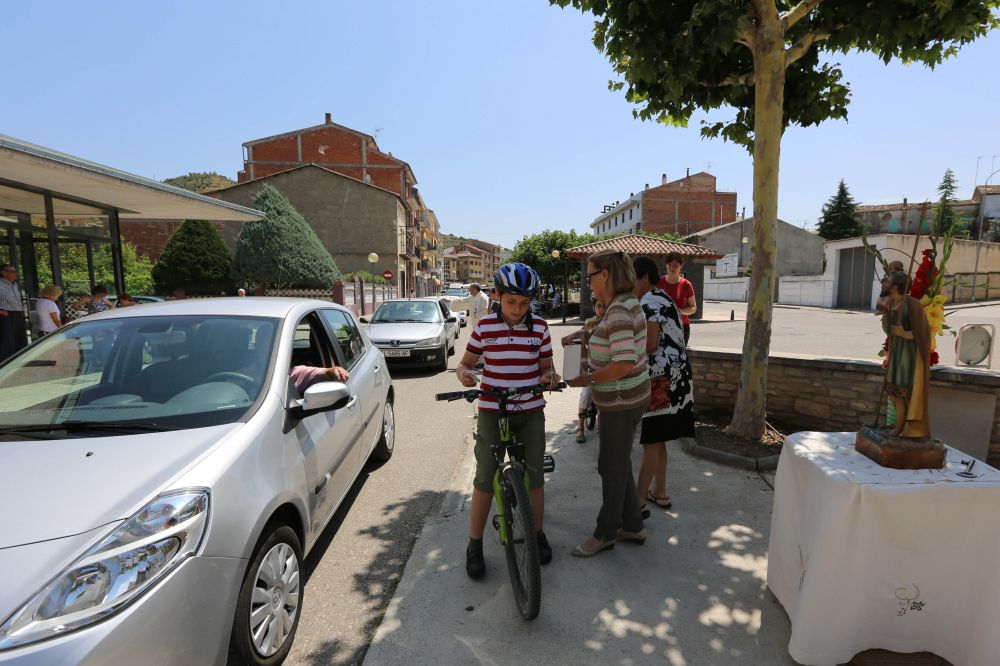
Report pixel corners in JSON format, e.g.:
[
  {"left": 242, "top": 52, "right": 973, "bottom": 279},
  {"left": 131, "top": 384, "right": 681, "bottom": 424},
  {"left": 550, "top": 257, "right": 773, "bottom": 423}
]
[{"left": 491, "top": 409, "right": 531, "bottom": 546}]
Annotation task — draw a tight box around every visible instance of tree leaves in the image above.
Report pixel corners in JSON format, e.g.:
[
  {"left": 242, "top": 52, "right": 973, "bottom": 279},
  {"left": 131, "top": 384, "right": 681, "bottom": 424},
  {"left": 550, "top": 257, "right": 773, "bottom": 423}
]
[{"left": 152, "top": 220, "right": 233, "bottom": 295}]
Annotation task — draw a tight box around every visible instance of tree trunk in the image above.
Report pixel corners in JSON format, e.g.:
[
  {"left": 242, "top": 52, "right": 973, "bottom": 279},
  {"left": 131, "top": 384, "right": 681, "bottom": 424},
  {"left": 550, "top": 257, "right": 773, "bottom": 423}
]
[{"left": 728, "top": 10, "right": 786, "bottom": 440}]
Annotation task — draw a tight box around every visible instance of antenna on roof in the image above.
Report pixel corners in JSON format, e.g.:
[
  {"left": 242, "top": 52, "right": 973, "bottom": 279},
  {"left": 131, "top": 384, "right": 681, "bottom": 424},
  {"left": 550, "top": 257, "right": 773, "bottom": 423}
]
[
  {"left": 373, "top": 127, "right": 383, "bottom": 139},
  {"left": 705, "top": 161, "right": 714, "bottom": 173}
]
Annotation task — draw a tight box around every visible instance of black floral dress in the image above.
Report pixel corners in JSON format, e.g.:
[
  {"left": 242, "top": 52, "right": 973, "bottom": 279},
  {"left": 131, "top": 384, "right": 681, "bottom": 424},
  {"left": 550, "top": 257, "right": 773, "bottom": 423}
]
[{"left": 639, "top": 288, "right": 695, "bottom": 439}]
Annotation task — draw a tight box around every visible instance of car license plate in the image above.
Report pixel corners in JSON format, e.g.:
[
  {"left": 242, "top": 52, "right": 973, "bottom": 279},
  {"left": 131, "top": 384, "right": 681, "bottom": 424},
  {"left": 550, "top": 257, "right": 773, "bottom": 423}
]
[{"left": 383, "top": 349, "right": 410, "bottom": 358}]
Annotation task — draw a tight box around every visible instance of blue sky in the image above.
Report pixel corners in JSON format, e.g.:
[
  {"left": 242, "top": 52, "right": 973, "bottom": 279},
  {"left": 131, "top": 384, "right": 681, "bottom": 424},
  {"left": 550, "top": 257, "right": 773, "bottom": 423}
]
[{"left": 3, "top": 1, "right": 998, "bottom": 249}]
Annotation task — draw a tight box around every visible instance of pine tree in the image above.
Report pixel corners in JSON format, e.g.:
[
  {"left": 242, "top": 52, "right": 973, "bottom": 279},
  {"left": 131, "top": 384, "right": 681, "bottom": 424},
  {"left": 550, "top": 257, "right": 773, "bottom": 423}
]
[
  {"left": 151, "top": 220, "right": 233, "bottom": 295},
  {"left": 818, "top": 180, "right": 864, "bottom": 241},
  {"left": 932, "top": 169, "right": 961, "bottom": 237},
  {"left": 231, "top": 184, "right": 339, "bottom": 289}
]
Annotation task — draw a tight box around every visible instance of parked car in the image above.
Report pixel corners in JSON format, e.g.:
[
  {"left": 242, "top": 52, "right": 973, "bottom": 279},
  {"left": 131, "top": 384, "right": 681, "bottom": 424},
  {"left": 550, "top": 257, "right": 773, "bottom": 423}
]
[
  {"left": 108, "top": 294, "right": 164, "bottom": 306},
  {"left": 412, "top": 297, "right": 460, "bottom": 343},
  {"left": 0, "top": 298, "right": 394, "bottom": 665},
  {"left": 439, "top": 287, "right": 470, "bottom": 316},
  {"left": 362, "top": 299, "right": 457, "bottom": 371}
]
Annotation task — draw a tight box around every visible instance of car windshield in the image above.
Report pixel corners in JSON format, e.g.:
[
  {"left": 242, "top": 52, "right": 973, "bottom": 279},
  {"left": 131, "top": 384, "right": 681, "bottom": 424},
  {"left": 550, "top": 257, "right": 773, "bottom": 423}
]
[
  {"left": 0, "top": 315, "right": 278, "bottom": 436},
  {"left": 444, "top": 289, "right": 467, "bottom": 297},
  {"left": 371, "top": 301, "right": 440, "bottom": 323}
]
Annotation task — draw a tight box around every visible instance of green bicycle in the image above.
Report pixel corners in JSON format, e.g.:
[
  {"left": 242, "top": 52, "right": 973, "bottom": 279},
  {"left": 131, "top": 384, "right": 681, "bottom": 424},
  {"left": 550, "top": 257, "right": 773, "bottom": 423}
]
[{"left": 436, "top": 382, "right": 564, "bottom": 620}]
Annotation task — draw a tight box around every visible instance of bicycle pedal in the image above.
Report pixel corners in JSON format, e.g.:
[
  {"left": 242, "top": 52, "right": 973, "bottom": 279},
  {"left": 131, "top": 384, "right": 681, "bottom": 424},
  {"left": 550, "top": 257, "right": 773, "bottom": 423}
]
[
  {"left": 542, "top": 455, "right": 555, "bottom": 473},
  {"left": 492, "top": 514, "right": 501, "bottom": 531}
]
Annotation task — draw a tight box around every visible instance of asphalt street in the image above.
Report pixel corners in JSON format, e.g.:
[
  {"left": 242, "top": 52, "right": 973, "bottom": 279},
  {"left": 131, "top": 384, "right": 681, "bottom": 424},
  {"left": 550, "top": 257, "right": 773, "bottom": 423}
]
[{"left": 284, "top": 325, "right": 477, "bottom": 666}]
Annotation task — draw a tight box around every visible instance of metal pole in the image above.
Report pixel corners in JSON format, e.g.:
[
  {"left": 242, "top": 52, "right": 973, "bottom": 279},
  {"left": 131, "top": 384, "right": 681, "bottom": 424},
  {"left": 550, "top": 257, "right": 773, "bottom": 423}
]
[
  {"left": 562, "top": 255, "right": 568, "bottom": 324},
  {"left": 972, "top": 169, "right": 1000, "bottom": 302}
]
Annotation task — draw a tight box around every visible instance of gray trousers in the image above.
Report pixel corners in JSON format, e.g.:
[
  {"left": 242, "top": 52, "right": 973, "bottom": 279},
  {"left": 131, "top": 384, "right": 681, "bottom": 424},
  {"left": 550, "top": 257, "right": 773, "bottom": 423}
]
[{"left": 593, "top": 404, "right": 647, "bottom": 541}]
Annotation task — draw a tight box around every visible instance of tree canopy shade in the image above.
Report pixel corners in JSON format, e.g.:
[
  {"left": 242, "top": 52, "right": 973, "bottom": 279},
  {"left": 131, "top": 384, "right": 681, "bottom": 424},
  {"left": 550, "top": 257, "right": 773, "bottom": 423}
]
[
  {"left": 152, "top": 220, "right": 233, "bottom": 295},
  {"left": 230, "top": 184, "right": 340, "bottom": 289},
  {"left": 818, "top": 180, "right": 863, "bottom": 241},
  {"left": 551, "top": 0, "right": 998, "bottom": 438}
]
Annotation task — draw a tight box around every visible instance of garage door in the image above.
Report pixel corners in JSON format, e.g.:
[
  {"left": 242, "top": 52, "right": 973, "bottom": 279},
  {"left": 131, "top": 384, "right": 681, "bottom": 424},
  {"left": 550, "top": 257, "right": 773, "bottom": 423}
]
[{"left": 836, "top": 247, "right": 876, "bottom": 309}]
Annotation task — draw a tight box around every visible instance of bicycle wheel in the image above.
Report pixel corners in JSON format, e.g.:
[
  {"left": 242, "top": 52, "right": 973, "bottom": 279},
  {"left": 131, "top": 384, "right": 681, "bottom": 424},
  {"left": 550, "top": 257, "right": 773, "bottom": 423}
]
[
  {"left": 585, "top": 405, "right": 596, "bottom": 431},
  {"left": 500, "top": 465, "right": 541, "bottom": 620}
]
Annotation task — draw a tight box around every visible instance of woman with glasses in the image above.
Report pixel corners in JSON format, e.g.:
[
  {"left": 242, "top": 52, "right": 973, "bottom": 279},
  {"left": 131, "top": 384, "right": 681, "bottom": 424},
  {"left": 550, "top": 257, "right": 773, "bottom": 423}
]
[{"left": 568, "top": 250, "right": 650, "bottom": 557}]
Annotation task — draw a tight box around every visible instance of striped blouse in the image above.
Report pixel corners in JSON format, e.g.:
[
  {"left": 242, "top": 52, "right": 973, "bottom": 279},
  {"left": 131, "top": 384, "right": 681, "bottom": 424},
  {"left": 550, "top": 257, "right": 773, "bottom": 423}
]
[{"left": 587, "top": 293, "right": 650, "bottom": 411}]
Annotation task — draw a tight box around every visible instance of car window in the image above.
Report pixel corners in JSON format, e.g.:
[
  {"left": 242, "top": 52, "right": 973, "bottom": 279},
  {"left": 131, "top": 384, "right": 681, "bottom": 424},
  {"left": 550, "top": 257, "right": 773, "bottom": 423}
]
[
  {"left": 371, "top": 301, "right": 440, "bottom": 323},
  {"left": 291, "top": 315, "right": 333, "bottom": 370},
  {"left": 321, "top": 309, "right": 366, "bottom": 370}
]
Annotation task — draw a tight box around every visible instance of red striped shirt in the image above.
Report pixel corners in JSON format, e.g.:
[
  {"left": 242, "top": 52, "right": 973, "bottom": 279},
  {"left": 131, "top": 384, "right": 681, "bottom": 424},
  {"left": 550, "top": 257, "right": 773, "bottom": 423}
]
[{"left": 465, "top": 313, "right": 553, "bottom": 412}]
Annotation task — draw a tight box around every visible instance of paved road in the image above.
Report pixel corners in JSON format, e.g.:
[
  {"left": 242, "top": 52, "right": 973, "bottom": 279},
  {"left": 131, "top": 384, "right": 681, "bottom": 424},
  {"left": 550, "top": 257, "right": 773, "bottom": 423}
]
[
  {"left": 285, "top": 326, "right": 476, "bottom": 666},
  {"left": 696, "top": 300, "right": 1000, "bottom": 367}
]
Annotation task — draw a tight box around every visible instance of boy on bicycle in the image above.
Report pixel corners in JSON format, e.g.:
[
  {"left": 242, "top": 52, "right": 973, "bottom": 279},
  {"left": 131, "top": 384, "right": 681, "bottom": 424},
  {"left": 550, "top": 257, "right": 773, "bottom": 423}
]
[{"left": 456, "top": 262, "right": 561, "bottom": 579}]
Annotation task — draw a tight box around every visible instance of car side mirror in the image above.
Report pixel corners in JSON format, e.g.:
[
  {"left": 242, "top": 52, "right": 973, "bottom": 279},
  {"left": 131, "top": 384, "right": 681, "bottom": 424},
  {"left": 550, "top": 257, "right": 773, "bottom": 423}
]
[
  {"left": 446, "top": 316, "right": 458, "bottom": 323},
  {"left": 359, "top": 316, "right": 370, "bottom": 324},
  {"left": 293, "top": 381, "right": 352, "bottom": 417}
]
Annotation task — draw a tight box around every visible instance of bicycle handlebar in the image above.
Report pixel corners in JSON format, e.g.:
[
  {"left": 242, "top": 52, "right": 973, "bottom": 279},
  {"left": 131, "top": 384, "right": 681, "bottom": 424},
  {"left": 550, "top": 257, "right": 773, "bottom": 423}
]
[{"left": 435, "top": 382, "right": 567, "bottom": 403}]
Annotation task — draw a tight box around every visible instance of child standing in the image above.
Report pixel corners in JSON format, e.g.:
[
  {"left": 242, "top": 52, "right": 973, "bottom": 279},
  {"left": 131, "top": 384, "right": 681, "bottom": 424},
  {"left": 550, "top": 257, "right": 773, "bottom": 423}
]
[{"left": 562, "top": 299, "right": 606, "bottom": 443}]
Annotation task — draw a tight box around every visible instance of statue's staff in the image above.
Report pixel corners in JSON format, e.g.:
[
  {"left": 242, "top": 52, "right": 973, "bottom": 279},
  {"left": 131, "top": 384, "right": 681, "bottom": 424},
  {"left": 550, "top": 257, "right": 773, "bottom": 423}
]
[{"left": 870, "top": 201, "right": 928, "bottom": 428}]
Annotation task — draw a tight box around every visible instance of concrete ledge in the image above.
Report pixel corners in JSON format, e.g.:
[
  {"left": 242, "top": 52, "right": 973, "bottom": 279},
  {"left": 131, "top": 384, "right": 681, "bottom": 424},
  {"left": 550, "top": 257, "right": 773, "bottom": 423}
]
[{"left": 680, "top": 437, "right": 781, "bottom": 472}]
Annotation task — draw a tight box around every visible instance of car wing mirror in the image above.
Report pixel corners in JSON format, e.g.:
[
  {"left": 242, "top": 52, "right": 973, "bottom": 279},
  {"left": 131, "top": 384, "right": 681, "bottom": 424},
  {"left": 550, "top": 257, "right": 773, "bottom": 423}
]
[
  {"left": 446, "top": 315, "right": 458, "bottom": 323},
  {"left": 292, "top": 381, "right": 352, "bottom": 417},
  {"left": 359, "top": 315, "right": 370, "bottom": 324}
]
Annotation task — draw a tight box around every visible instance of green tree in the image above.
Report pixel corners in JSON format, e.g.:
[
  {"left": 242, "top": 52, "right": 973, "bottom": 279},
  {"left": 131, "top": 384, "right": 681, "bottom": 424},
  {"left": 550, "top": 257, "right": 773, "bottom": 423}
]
[
  {"left": 508, "top": 229, "right": 596, "bottom": 284},
  {"left": 551, "top": 0, "right": 998, "bottom": 438},
  {"left": 152, "top": 220, "right": 233, "bottom": 295},
  {"left": 36, "top": 242, "right": 154, "bottom": 295},
  {"left": 163, "top": 172, "right": 236, "bottom": 194},
  {"left": 818, "top": 180, "right": 863, "bottom": 240},
  {"left": 931, "top": 168, "right": 969, "bottom": 238},
  {"left": 231, "top": 184, "right": 340, "bottom": 289}
]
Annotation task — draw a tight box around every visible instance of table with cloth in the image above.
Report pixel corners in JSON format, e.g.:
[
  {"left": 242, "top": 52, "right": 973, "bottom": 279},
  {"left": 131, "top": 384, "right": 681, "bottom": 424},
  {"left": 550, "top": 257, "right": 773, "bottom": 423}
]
[{"left": 767, "top": 431, "right": 1000, "bottom": 666}]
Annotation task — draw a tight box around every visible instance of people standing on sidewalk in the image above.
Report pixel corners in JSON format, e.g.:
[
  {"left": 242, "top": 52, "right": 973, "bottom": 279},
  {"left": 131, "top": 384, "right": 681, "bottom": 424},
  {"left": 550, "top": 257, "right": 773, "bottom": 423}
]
[
  {"left": 468, "top": 282, "right": 488, "bottom": 323},
  {"left": 36, "top": 284, "right": 63, "bottom": 335},
  {"left": 657, "top": 252, "right": 697, "bottom": 343},
  {"left": 81, "top": 284, "right": 113, "bottom": 315},
  {"left": 455, "top": 262, "right": 561, "bottom": 578},
  {"left": 568, "top": 250, "right": 650, "bottom": 557},
  {"left": 0, "top": 264, "right": 28, "bottom": 360},
  {"left": 633, "top": 256, "right": 695, "bottom": 517},
  {"left": 561, "top": 297, "right": 606, "bottom": 443}
]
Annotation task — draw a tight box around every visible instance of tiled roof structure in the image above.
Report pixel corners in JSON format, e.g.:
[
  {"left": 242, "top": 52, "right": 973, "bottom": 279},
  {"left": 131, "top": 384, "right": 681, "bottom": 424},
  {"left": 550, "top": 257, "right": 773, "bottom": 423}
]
[{"left": 565, "top": 233, "right": 720, "bottom": 259}]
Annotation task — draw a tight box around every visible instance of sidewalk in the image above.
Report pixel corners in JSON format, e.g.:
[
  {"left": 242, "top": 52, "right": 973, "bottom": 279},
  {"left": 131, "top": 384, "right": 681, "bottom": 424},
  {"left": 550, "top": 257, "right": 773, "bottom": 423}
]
[{"left": 365, "top": 359, "right": 796, "bottom": 665}]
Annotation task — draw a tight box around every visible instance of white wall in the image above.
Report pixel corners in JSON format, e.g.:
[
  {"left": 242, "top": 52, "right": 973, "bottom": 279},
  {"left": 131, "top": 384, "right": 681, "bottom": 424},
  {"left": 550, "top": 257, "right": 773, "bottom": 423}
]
[
  {"left": 777, "top": 275, "right": 834, "bottom": 307},
  {"left": 702, "top": 267, "right": 749, "bottom": 301}
]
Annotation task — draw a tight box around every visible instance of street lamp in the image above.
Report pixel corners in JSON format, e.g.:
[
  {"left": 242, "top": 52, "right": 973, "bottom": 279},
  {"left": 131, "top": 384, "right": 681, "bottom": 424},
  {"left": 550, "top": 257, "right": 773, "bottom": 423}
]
[
  {"left": 551, "top": 249, "right": 569, "bottom": 324},
  {"left": 367, "top": 252, "right": 378, "bottom": 311},
  {"left": 972, "top": 169, "right": 1000, "bottom": 302}
]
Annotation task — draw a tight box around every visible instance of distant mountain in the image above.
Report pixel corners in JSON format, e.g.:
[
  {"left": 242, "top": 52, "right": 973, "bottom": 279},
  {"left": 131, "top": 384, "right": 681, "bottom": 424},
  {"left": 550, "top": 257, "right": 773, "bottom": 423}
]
[{"left": 163, "top": 172, "right": 236, "bottom": 194}]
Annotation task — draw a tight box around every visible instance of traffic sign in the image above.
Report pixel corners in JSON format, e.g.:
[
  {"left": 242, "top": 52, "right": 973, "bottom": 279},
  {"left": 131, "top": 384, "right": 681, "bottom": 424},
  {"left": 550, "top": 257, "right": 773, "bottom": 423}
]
[{"left": 383, "top": 270, "right": 394, "bottom": 281}]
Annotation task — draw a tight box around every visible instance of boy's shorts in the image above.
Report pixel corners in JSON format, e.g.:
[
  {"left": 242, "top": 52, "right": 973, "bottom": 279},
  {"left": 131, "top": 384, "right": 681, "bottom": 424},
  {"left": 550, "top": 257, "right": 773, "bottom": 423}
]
[{"left": 473, "top": 409, "right": 546, "bottom": 492}]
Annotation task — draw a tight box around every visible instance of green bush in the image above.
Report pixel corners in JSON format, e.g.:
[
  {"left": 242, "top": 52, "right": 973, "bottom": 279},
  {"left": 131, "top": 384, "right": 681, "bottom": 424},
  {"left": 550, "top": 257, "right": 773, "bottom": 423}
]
[
  {"left": 152, "top": 220, "right": 233, "bottom": 295},
  {"left": 230, "top": 184, "right": 339, "bottom": 289},
  {"left": 36, "top": 241, "right": 154, "bottom": 295}
]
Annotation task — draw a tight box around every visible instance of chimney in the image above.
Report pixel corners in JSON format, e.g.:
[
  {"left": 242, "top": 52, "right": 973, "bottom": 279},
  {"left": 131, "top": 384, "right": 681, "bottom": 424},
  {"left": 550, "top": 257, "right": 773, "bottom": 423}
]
[
  {"left": 645, "top": 183, "right": 649, "bottom": 190},
  {"left": 686, "top": 167, "right": 690, "bottom": 177},
  {"left": 661, "top": 173, "right": 667, "bottom": 184},
  {"left": 324, "top": 112, "right": 332, "bottom": 123}
]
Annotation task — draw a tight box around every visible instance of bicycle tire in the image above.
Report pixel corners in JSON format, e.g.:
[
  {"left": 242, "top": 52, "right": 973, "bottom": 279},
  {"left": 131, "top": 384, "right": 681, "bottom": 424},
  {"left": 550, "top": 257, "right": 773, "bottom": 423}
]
[
  {"left": 585, "top": 405, "right": 596, "bottom": 431},
  {"left": 500, "top": 465, "right": 541, "bottom": 620}
]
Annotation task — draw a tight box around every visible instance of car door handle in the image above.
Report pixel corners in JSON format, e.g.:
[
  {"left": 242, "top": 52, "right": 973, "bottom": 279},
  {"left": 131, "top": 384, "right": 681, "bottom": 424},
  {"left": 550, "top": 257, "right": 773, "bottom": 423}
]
[{"left": 346, "top": 395, "right": 359, "bottom": 409}]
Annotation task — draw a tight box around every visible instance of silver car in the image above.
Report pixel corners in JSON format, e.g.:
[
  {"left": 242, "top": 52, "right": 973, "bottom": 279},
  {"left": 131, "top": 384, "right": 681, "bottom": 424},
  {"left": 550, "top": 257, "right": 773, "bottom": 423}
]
[
  {"left": 0, "top": 298, "right": 395, "bottom": 665},
  {"left": 363, "top": 299, "right": 457, "bottom": 371}
]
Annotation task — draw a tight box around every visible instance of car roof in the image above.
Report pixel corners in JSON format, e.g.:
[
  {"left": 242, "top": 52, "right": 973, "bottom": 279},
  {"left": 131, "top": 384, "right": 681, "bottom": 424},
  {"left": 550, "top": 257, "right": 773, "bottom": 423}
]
[{"left": 76, "top": 297, "right": 350, "bottom": 321}]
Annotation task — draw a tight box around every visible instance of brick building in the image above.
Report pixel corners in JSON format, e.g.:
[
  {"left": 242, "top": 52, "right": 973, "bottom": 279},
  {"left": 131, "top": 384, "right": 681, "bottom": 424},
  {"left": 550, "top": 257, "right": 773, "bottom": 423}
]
[
  {"left": 591, "top": 172, "right": 737, "bottom": 237},
  {"left": 442, "top": 243, "right": 490, "bottom": 284}
]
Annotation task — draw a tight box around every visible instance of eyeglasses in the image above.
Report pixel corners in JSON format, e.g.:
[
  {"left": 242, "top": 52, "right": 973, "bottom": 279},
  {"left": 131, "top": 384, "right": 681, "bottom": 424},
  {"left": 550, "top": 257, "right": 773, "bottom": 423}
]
[{"left": 585, "top": 269, "right": 604, "bottom": 283}]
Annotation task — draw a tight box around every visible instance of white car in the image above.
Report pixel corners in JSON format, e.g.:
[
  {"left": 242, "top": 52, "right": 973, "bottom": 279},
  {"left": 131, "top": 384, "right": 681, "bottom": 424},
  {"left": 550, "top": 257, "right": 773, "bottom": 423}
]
[
  {"left": 439, "top": 287, "right": 470, "bottom": 318},
  {"left": 0, "top": 298, "right": 394, "bottom": 665}
]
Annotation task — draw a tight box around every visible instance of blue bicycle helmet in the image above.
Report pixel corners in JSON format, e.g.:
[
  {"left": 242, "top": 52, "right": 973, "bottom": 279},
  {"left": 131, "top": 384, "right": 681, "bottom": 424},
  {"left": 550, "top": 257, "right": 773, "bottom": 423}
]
[{"left": 494, "top": 262, "right": 541, "bottom": 297}]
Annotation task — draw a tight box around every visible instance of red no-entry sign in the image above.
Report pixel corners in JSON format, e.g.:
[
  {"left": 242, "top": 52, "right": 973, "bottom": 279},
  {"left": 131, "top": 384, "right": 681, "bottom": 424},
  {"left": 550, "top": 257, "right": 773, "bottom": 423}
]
[{"left": 383, "top": 270, "right": 394, "bottom": 281}]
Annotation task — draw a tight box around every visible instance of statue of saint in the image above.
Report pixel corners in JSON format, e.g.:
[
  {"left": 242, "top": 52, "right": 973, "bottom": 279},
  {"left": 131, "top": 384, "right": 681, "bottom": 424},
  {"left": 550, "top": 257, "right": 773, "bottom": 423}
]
[{"left": 880, "top": 271, "right": 931, "bottom": 439}]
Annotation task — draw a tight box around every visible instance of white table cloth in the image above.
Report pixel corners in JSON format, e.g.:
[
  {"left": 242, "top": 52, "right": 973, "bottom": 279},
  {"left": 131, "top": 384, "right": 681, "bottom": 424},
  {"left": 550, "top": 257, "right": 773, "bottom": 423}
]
[{"left": 767, "top": 432, "right": 1000, "bottom": 666}]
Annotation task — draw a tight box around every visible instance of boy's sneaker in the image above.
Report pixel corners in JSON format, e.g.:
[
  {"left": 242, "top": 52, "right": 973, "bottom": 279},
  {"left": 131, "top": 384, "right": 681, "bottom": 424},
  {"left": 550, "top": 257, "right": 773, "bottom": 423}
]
[
  {"left": 537, "top": 530, "right": 552, "bottom": 565},
  {"left": 466, "top": 539, "right": 485, "bottom": 579}
]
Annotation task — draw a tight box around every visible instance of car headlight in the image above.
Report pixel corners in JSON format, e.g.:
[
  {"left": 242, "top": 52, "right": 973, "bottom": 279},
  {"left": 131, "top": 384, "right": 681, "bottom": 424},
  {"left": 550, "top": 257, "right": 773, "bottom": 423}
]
[
  {"left": 415, "top": 334, "right": 445, "bottom": 348},
  {"left": 0, "top": 489, "right": 209, "bottom": 651}
]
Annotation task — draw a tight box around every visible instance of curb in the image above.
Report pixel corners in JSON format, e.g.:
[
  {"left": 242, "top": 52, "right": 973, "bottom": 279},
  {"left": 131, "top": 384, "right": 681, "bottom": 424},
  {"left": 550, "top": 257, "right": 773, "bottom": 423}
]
[
  {"left": 679, "top": 437, "right": 781, "bottom": 472},
  {"left": 438, "top": 419, "right": 478, "bottom": 518}
]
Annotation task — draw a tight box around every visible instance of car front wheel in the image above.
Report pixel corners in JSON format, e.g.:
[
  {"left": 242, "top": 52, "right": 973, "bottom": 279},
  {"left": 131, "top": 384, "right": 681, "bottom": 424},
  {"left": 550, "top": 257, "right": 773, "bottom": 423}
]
[
  {"left": 371, "top": 398, "right": 395, "bottom": 463},
  {"left": 230, "top": 524, "right": 303, "bottom": 666}
]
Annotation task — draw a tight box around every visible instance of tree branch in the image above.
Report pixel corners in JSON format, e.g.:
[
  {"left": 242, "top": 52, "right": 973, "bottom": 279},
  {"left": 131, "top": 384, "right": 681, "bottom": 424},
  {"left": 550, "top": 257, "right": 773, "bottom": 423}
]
[
  {"left": 785, "top": 31, "right": 830, "bottom": 66},
  {"left": 700, "top": 71, "right": 756, "bottom": 87},
  {"left": 781, "top": 0, "right": 824, "bottom": 31}
]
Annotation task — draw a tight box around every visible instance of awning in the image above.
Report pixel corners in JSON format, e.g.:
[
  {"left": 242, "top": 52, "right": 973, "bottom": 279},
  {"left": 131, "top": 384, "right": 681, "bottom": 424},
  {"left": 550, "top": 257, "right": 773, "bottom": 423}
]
[
  {"left": 565, "top": 233, "right": 721, "bottom": 260},
  {"left": 0, "top": 134, "right": 263, "bottom": 222}
]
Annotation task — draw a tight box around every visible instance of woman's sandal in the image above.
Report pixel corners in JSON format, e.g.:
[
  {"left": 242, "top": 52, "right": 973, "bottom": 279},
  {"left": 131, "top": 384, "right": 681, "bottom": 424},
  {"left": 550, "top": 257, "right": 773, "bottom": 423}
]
[
  {"left": 646, "top": 490, "right": 672, "bottom": 510},
  {"left": 575, "top": 430, "right": 586, "bottom": 443}
]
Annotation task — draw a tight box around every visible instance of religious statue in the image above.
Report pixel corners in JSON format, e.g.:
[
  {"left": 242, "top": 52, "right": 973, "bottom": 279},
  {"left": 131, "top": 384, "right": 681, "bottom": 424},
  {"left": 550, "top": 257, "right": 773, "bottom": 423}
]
[{"left": 856, "top": 270, "right": 944, "bottom": 469}]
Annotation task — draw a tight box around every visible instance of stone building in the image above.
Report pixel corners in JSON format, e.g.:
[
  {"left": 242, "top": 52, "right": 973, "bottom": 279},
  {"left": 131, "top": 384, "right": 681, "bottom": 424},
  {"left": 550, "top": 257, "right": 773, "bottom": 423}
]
[{"left": 590, "top": 172, "right": 737, "bottom": 237}]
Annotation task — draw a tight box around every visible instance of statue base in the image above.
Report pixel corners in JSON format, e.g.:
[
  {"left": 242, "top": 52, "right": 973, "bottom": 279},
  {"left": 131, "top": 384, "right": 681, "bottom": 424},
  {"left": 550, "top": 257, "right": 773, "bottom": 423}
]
[{"left": 855, "top": 426, "right": 945, "bottom": 469}]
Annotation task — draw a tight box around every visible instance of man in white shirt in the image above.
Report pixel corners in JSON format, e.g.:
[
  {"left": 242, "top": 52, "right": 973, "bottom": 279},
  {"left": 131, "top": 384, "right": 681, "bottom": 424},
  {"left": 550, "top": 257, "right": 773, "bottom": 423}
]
[
  {"left": 0, "top": 264, "right": 28, "bottom": 360},
  {"left": 468, "top": 283, "right": 489, "bottom": 323}
]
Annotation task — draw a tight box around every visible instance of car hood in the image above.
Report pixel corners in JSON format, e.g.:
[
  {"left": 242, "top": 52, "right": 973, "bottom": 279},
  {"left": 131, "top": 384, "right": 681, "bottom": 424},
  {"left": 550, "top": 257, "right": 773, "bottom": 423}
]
[
  {"left": 367, "top": 322, "right": 443, "bottom": 342},
  {"left": 0, "top": 424, "right": 241, "bottom": 549}
]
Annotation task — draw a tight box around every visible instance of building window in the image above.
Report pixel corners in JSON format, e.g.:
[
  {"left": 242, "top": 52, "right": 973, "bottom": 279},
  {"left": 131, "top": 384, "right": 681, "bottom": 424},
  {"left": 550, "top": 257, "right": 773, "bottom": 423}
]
[{"left": 629, "top": 209, "right": 633, "bottom": 220}]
